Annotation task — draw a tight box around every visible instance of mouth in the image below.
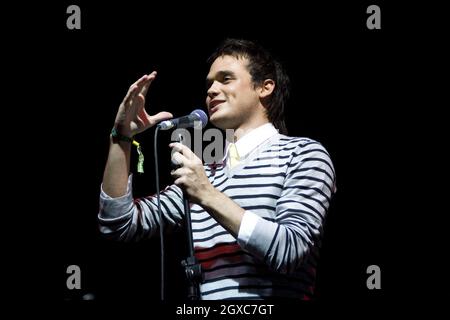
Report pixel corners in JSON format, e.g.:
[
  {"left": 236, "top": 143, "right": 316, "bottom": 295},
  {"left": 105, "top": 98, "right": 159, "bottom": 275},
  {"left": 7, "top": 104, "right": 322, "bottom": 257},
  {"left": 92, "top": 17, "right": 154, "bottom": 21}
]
[{"left": 209, "top": 100, "right": 225, "bottom": 115}]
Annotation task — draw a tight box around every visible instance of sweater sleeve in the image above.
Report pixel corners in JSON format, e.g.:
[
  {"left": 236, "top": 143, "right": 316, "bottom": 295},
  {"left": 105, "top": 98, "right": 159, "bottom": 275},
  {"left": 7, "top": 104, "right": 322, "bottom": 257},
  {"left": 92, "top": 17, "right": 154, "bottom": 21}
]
[
  {"left": 98, "top": 174, "right": 185, "bottom": 242},
  {"left": 238, "top": 141, "right": 336, "bottom": 274}
]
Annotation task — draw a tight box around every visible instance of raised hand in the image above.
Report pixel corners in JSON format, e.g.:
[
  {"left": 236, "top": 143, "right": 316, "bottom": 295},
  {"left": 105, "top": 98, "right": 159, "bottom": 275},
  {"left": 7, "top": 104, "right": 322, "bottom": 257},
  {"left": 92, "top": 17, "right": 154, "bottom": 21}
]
[{"left": 114, "top": 71, "right": 173, "bottom": 136}]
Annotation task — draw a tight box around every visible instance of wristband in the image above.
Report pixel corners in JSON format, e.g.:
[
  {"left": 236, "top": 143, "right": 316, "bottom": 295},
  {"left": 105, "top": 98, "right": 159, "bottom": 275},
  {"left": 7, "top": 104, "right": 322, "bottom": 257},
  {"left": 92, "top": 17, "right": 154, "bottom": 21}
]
[{"left": 111, "top": 127, "right": 144, "bottom": 173}]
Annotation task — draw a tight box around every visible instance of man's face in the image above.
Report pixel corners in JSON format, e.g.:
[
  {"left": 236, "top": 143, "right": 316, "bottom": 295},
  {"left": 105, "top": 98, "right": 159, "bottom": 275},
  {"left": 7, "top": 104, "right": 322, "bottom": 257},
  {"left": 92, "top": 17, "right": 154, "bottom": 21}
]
[{"left": 205, "top": 55, "right": 261, "bottom": 130}]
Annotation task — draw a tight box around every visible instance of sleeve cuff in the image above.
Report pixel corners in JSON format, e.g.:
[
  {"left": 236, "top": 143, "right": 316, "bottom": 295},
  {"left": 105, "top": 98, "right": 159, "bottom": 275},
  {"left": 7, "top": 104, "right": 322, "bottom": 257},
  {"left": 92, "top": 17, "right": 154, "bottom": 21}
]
[{"left": 237, "top": 210, "right": 260, "bottom": 249}]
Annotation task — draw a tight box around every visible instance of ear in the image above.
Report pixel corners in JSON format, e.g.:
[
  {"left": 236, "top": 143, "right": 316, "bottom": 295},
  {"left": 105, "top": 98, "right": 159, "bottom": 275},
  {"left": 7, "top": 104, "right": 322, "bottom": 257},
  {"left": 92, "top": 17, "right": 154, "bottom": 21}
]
[{"left": 258, "top": 79, "right": 275, "bottom": 98}]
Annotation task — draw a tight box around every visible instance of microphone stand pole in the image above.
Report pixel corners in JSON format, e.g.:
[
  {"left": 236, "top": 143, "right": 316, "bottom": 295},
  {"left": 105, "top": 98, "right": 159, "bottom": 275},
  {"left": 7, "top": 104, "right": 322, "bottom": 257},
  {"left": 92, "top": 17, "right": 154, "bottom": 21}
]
[
  {"left": 181, "top": 193, "right": 202, "bottom": 300},
  {"left": 175, "top": 134, "right": 202, "bottom": 300}
]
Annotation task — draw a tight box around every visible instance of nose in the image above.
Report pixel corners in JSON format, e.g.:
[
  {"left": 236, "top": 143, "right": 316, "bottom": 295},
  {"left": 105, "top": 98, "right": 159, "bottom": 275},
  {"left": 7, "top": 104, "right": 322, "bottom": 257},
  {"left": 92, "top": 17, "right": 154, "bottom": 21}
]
[{"left": 207, "top": 81, "right": 220, "bottom": 100}]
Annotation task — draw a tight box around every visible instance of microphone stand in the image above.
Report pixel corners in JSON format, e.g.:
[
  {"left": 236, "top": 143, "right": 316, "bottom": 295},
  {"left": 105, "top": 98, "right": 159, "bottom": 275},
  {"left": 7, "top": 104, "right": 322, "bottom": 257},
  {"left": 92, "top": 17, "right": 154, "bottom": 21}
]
[
  {"left": 181, "top": 193, "right": 202, "bottom": 300},
  {"left": 174, "top": 134, "right": 203, "bottom": 300}
]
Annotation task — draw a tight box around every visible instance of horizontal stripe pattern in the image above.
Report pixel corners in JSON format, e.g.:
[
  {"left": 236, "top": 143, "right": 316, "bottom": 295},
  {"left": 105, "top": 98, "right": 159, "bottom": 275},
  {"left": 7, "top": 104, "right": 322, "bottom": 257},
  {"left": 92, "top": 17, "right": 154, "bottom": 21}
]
[{"left": 98, "top": 134, "right": 335, "bottom": 300}]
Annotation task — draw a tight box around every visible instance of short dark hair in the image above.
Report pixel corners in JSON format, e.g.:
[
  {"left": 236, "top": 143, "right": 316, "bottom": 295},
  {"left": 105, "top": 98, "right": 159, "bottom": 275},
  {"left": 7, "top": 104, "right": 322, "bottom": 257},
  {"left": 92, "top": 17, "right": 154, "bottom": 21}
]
[{"left": 207, "top": 38, "right": 290, "bottom": 135}]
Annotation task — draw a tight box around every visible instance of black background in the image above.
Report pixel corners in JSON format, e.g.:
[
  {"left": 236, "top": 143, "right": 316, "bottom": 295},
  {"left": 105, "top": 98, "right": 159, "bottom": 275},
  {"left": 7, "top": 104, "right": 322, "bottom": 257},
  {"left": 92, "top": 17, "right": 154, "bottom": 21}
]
[{"left": 9, "top": 0, "right": 432, "bottom": 312}]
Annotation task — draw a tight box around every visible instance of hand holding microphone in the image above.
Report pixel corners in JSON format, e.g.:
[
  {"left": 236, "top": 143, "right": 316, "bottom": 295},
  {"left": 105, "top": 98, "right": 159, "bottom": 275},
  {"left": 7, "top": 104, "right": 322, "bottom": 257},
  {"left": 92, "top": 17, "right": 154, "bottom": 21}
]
[
  {"left": 169, "top": 142, "right": 214, "bottom": 205},
  {"left": 165, "top": 109, "right": 208, "bottom": 171}
]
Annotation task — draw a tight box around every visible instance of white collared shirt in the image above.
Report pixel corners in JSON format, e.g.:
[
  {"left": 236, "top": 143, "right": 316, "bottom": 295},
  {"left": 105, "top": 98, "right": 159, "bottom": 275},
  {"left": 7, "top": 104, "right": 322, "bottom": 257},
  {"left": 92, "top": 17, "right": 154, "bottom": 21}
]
[{"left": 223, "top": 123, "right": 279, "bottom": 164}]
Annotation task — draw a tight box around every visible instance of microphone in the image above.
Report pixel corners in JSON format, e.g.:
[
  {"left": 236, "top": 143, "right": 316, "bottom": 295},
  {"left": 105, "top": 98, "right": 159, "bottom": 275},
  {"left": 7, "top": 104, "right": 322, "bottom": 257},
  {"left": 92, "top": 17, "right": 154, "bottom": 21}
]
[{"left": 157, "top": 109, "right": 208, "bottom": 130}]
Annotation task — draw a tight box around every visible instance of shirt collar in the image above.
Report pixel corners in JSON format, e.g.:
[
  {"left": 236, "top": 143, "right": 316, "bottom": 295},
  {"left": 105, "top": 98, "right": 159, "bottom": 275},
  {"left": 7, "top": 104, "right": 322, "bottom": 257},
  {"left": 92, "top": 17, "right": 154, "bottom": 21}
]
[{"left": 223, "top": 123, "right": 279, "bottom": 161}]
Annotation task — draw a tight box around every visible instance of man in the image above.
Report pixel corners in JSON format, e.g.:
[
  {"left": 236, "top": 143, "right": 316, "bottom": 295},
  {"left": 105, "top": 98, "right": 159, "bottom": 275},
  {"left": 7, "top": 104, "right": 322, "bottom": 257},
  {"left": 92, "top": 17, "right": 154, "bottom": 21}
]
[{"left": 99, "top": 39, "right": 336, "bottom": 299}]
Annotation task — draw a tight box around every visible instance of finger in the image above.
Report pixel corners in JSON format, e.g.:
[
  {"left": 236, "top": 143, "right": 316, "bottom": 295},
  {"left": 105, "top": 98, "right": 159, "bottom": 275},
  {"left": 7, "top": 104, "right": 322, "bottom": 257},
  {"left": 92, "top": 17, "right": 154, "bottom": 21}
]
[
  {"left": 122, "top": 74, "right": 148, "bottom": 105},
  {"left": 170, "top": 167, "right": 187, "bottom": 179},
  {"left": 135, "top": 110, "right": 173, "bottom": 131},
  {"left": 132, "top": 74, "right": 151, "bottom": 100},
  {"left": 171, "top": 151, "right": 186, "bottom": 167},
  {"left": 150, "top": 111, "right": 173, "bottom": 124},
  {"left": 136, "top": 111, "right": 150, "bottom": 128},
  {"left": 122, "top": 83, "right": 139, "bottom": 105},
  {"left": 139, "top": 71, "right": 157, "bottom": 97},
  {"left": 174, "top": 177, "right": 185, "bottom": 187},
  {"left": 169, "top": 143, "right": 197, "bottom": 160},
  {"left": 133, "top": 75, "right": 155, "bottom": 115}
]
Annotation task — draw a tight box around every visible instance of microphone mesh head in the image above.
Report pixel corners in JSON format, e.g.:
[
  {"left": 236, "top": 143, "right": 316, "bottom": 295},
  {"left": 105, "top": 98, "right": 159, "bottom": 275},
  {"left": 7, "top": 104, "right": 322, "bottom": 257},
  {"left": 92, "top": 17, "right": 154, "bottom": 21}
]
[{"left": 191, "top": 109, "right": 208, "bottom": 128}]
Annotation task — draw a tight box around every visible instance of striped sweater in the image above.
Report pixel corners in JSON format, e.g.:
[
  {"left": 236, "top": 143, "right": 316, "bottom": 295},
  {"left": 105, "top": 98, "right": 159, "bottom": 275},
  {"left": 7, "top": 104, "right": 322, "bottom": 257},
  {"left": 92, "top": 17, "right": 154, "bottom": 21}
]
[{"left": 98, "top": 134, "right": 336, "bottom": 300}]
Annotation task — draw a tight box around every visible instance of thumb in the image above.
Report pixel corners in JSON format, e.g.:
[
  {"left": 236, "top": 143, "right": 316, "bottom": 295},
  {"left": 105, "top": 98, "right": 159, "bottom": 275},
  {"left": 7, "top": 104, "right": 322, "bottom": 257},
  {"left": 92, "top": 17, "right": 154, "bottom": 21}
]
[{"left": 151, "top": 111, "right": 173, "bottom": 124}]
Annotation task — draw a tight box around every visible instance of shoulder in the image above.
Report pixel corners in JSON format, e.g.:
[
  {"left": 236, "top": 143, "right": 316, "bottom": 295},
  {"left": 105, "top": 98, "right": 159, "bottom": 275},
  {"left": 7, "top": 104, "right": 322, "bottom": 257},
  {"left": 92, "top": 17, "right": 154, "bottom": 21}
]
[
  {"left": 275, "top": 134, "right": 330, "bottom": 156},
  {"left": 275, "top": 134, "right": 334, "bottom": 172}
]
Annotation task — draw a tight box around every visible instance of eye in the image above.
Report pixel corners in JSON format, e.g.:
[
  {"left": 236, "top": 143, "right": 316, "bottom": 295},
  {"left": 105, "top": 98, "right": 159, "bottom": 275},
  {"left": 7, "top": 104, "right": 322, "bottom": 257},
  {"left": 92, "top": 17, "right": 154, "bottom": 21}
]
[{"left": 223, "top": 76, "right": 232, "bottom": 83}]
